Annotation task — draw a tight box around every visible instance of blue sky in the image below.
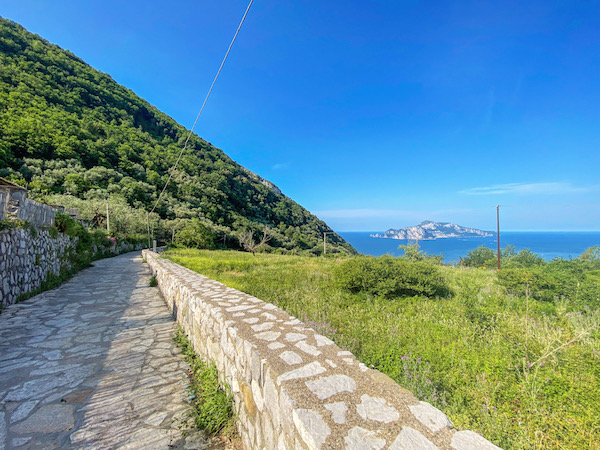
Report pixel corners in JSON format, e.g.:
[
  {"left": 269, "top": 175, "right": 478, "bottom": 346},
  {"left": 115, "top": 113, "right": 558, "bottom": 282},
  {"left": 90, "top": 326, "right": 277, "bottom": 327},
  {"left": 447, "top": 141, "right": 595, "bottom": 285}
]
[{"left": 2, "top": 0, "right": 599, "bottom": 231}]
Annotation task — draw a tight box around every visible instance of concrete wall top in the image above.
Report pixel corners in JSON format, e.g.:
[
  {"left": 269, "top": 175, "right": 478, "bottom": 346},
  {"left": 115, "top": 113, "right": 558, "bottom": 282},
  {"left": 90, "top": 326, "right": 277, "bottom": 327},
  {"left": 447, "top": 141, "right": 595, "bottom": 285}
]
[{"left": 143, "top": 250, "right": 499, "bottom": 450}]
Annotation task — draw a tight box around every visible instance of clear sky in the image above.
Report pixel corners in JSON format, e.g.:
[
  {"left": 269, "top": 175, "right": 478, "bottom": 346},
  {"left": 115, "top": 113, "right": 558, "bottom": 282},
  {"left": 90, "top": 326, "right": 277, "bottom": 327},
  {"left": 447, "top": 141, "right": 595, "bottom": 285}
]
[{"left": 2, "top": 0, "right": 599, "bottom": 231}]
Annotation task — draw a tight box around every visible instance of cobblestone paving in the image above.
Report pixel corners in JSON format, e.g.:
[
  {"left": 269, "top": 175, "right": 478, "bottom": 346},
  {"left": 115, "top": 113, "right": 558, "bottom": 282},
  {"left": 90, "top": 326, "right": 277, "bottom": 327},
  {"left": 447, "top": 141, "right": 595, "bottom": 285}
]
[{"left": 0, "top": 252, "right": 213, "bottom": 449}]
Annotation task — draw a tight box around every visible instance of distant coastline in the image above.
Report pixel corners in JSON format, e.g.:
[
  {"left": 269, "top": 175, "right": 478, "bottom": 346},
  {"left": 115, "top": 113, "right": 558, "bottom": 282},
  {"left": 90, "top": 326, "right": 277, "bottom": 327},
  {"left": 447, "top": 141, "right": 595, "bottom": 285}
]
[
  {"left": 340, "top": 231, "right": 600, "bottom": 263},
  {"left": 371, "top": 220, "right": 495, "bottom": 241}
]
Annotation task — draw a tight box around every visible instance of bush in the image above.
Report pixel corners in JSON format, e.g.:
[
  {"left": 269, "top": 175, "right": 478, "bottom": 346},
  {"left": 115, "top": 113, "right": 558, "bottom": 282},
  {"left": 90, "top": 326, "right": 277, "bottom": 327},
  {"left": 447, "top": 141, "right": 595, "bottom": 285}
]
[
  {"left": 334, "top": 255, "right": 451, "bottom": 299},
  {"left": 460, "top": 245, "right": 497, "bottom": 268},
  {"left": 48, "top": 226, "right": 59, "bottom": 238},
  {"left": 496, "top": 268, "right": 557, "bottom": 301},
  {"left": 504, "top": 248, "right": 546, "bottom": 269},
  {"left": 175, "top": 219, "right": 215, "bottom": 249},
  {"left": 398, "top": 243, "right": 443, "bottom": 263}
]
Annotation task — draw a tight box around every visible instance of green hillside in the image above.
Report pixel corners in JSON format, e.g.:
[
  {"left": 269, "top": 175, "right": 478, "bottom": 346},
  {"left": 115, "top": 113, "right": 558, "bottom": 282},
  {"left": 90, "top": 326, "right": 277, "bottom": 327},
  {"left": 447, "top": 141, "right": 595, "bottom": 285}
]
[{"left": 0, "top": 18, "right": 354, "bottom": 254}]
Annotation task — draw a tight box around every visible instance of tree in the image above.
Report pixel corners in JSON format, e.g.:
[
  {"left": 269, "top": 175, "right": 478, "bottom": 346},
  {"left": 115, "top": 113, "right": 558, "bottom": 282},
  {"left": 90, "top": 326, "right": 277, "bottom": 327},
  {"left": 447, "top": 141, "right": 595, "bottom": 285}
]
[
  {"left": 175, "top": 219, "right": 215, "bottom": 249},
  {"left": 238, "top": 229, "right": 271, "bottom": 255}
]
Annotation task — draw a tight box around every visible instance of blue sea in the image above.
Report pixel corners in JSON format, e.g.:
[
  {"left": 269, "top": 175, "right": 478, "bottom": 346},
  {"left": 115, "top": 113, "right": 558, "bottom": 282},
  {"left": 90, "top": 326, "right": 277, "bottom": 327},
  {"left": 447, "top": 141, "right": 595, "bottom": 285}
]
[{"left": 338, "top": 231, "right": 600, "bottom": 264}]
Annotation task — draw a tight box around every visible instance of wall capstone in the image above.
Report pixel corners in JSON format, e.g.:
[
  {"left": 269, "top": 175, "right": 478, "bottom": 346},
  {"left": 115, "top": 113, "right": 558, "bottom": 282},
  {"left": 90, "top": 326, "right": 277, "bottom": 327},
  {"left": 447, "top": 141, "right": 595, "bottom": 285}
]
[{"left": 143, "top": 250, "right": 501, "bottom": 450}]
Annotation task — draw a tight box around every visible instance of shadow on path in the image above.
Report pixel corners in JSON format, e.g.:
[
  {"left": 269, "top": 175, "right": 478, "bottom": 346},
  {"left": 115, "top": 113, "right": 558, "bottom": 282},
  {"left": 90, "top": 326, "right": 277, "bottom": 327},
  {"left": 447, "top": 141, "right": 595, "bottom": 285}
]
[{"left": 0, "top": 252, "right": 212, "bottom": 449}]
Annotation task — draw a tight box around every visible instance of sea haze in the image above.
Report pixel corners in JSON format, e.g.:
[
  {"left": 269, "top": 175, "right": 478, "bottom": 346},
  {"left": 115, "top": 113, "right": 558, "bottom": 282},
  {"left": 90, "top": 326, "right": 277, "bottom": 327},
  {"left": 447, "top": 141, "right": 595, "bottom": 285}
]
[{"left": 338, "top": 232, "right": 600, "bottom": 264}]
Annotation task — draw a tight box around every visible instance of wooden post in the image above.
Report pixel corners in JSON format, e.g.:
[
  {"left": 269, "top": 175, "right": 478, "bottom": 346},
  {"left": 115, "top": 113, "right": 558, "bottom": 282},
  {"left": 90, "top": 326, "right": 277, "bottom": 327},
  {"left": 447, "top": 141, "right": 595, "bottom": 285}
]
[{"left": 106, "top": 203, "right": 110, "bottom": 234}]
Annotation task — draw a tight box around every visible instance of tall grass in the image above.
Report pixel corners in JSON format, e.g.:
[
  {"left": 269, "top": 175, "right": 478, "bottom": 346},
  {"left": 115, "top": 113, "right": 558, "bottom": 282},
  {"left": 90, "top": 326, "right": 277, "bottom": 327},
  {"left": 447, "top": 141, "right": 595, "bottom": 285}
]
[
  {"left": 165, "top": 249, "right": 600, "bottom": 449},
  {"left": 173, "top": 327, "right": 236, "bottom": 436}
]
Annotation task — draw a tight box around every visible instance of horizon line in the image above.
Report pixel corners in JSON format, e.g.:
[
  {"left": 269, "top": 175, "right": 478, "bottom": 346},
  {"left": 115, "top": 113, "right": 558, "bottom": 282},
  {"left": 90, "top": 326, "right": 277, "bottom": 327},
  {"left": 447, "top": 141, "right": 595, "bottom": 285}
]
[{"left": 335, "top": 229, "right": 600, "bottom": 233}]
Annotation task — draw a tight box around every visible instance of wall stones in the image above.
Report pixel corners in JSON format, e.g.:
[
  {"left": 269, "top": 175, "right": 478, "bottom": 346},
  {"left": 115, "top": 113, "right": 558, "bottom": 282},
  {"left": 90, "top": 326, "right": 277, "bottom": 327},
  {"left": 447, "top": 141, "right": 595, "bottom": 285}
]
[
  {"left": 0, "top": 227, "right": 76, "bottom": 307},
  {"left": 0, "top": 227, "right": 144, "bottom": 308},
  {"left": 143, "top": 250, "right": 501, "bottom": 450}
]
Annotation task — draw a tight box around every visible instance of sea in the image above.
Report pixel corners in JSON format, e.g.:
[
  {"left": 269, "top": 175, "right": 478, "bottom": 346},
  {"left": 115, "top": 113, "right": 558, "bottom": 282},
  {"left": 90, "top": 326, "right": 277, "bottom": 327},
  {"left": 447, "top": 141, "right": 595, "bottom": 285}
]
[{"left": 338, "top": 231, "right": 600, "bottom": 264}]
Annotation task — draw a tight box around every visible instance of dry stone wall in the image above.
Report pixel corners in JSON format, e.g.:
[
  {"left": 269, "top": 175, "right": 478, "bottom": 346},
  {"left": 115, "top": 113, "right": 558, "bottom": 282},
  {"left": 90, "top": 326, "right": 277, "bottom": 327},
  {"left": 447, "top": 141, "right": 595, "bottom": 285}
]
[
  {"left": 0, "top": 227, "right": 76, "bottom": 307},
  {"left": 143, "top": 250, "right": 500, "bottom": 450},
  {"left": 0, "top": 187, "right": 56, "bottom": 226},
  {"left": 0, "top": 227, "right": 144, "bottom": 308}
]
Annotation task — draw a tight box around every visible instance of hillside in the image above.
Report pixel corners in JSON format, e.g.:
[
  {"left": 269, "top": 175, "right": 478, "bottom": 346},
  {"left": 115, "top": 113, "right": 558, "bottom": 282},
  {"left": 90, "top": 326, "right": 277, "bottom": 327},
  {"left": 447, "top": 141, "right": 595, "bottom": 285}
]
[
  {"left": 371, "top": 221, "right": 495, "bottom": 240},
  {"left": 0, "top": 18, "right": 354, "bottom": 254}
]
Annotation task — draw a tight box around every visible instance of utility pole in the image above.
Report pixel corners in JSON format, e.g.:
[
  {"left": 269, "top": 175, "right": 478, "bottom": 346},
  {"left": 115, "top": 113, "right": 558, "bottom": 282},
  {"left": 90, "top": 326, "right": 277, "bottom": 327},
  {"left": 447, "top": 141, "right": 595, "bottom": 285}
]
[
  {"left": 497, "top": 205, "right": 501, "bottom": 270},
  {"left": 147, "top": 212, "right": 151, "bottom": 250},
  {"left": 106, "top": 203, "right": 110, "bottom": 234}
]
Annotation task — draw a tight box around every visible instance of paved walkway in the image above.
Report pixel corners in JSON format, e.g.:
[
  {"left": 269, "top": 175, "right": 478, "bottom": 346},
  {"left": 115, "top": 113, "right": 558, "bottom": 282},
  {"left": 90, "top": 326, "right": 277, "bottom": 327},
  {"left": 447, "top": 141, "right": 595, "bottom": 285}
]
[{"left": 0, "top": 252, "right": 216, "bottom": 449}]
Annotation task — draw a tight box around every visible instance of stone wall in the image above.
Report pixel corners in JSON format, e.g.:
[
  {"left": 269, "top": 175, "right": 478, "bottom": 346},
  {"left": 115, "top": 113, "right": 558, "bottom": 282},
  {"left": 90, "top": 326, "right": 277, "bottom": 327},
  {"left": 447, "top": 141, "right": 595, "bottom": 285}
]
[
  {"left": 0, "top": 185, "right": 56, "bottom": 227},
  {"left": 143, "top": 250, "right": 499, "bottom": 450},
  {"left": 0, "top": 227, "right": 145, "bottom": 308},
  {"left": 0, "top": 227, "right": 76, "bottom": 307}
]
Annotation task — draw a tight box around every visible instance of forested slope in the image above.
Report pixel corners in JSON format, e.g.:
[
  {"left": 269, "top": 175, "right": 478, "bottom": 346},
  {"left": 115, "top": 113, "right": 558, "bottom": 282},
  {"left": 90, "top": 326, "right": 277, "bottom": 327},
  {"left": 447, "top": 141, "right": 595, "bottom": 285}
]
[{"left": 0, "top": 18, "right": 354, "bottom": 254}]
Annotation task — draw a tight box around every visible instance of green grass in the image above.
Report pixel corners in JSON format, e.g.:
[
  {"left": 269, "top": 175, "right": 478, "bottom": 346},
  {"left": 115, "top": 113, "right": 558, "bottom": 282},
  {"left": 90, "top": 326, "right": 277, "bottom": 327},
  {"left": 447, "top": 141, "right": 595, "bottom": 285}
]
[
  {"left": 173, "top": 327, "right": 236, "bottom": 436},
  {"left": 164, "top": 248, "right": 600, "bottom": 449}
]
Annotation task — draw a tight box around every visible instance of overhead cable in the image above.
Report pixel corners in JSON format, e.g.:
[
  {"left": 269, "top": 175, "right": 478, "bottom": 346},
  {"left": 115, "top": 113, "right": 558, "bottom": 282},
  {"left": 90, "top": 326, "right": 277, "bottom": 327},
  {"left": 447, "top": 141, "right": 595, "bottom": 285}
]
[{"left": 150, "top": 0, "right": 254, "bottom": 215}]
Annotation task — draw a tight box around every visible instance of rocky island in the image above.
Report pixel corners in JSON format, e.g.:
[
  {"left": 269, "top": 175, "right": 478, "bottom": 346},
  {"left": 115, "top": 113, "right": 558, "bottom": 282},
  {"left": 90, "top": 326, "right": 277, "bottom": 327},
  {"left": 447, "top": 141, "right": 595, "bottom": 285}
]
[{"left": 371, "top": 221, "right": 495, "bottom": 240}]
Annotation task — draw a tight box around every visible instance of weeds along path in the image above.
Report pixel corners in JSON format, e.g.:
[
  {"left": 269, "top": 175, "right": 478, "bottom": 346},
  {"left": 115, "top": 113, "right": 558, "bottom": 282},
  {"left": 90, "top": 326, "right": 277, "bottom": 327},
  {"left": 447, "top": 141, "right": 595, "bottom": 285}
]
[{"left": 0, "top": 252, "right": 217, "bottom": 449}]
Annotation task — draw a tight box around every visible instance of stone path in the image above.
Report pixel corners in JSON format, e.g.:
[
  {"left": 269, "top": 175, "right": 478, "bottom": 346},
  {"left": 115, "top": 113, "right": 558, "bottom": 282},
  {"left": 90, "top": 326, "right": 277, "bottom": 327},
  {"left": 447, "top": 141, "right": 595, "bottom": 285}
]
[{"left": 0, "top": 252, "right": 216, "bottom": 449}]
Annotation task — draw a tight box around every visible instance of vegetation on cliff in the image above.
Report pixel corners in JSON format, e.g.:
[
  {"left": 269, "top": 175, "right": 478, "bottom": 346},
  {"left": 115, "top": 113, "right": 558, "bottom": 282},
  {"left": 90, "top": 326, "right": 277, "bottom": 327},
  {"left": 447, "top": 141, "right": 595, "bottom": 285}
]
[
  {"left": 165, "top": 246, "right": 600, "bottom": 449},
  {"left": 0, "top": 18, "right": 353, "bottom": 255}
]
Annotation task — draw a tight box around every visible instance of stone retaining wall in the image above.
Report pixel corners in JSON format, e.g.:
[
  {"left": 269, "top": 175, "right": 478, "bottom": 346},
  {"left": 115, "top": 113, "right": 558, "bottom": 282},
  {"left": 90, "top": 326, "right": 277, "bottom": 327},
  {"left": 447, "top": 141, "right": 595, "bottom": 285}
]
[
  {"left": 0, "top": 187, "right": 56, "bottom": 227},
  {"left": 0, "top": 227, "right": 76, "bottom": 307},
  {"left": 143, "top": 250, "right": 499, "bottom": 450},
  {"left": 0, "top": 227, "right": 145, "bottom": 308}
]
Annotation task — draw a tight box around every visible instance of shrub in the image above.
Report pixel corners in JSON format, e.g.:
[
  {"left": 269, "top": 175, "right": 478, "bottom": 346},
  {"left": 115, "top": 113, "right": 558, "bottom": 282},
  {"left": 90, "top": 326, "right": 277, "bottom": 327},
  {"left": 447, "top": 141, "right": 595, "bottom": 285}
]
[
  {"left": 504, "top": 248, "right": 546, "bottom": 269},
  {"left": 334, "top": 255, "right": 451, "bottom": 299},
  {"left": 398, "top": 243, "right": 443, "bottom": 263},
  {"left": 496, "top": 268, "right": 557, "bottom": 301},
  {"left": 175, "top": 219, "right": 215, "bottom": 249},
  {"left": 48, "top": 226, "right": 59, "bottom": 238},
  {"left": 460, "top": 245, "right": 497, "bottom": 268},
  {"left": 55, "top": 212, "right": 91, "bottom": 251},
  {"left": 0, "top": 218, "right": 29, "bottom": 232}
]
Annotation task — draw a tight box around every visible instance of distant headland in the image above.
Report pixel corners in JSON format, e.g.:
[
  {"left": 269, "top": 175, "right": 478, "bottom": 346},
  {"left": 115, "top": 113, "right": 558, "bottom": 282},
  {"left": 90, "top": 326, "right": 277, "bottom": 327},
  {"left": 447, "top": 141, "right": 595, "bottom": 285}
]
[{"left": 370, "top": 221, "right": 495, "bottom": 240}]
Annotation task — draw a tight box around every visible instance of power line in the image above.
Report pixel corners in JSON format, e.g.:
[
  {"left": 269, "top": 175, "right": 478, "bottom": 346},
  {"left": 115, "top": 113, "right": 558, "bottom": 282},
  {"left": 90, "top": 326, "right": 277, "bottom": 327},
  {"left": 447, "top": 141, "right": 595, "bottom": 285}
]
[
  {"left": 149, "top": 0, "right": 254, "bottom": 215},
  {"left": 500, "top": 204, "right": 600, "bottom": 208}
]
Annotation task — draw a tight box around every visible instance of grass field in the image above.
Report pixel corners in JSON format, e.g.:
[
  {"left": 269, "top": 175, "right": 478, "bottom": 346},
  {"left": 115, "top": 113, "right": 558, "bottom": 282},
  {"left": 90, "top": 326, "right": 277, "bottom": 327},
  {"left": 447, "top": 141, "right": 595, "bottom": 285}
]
[{"left": 164, "top": 248, "right": 600, "bottom": 449}]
